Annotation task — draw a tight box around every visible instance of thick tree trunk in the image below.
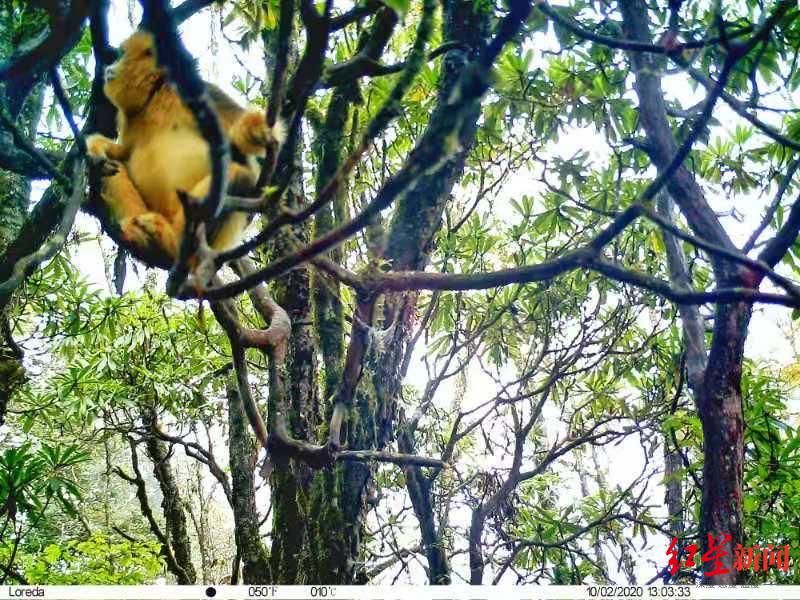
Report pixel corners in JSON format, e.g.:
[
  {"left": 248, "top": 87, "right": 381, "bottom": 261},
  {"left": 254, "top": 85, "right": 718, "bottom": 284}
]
[
  {"left": 658, "top": 194, "right": 701, "bottom": 580},
  {"left": 0, "top": 315, "right": 26, "bottom": 428},
  {"left": 142, "top": 409, "right": 197, "bottom": 585},
  {"left": 227, "top": 380, "right": 271, "bottom": 583},
  {"left": 351, "top": 0, "right": 491, "bottom": 584},
  {"left": 0, "top": 8, "right": 44, "bottom": 425},
  {"left": 258, "top": 19, "right": 325, "bottom": 584},
  {"left": 310, "top": 0, "right": 492, "bottom": 583},
  {"left": 297, "top": 17, "right": 399, "bottom": 583},
  {"left": 619, "top": 1, "right": 750, "bottom": 584},
  {"left": 697, "top": 302, "right": 751, "bottom": 583},
  {"left": 388, "top": 0, "right": 489, "bottom": 585},
  {"left": 262, "top": 0, "right": 491, "bottom": 584},
  {"left": 337, "top": 0, "right": 490, "bottom": 584},
  {"left": 268, "top": 123, "right": 320, "bottom": 584},
  {"left": 313, "top": 86, "right": 351, "bottom": 403},
  {"left": 398, "top": 429, "right": 451, "bottom": 584},
  {"left": 299, "top": 87, "right": 356, "bottom": 587},
  {"left": 663, "top": 443, "right": 684, "bottom": 540},
  {"left": 120, "top": 437, "right": 193, "bottom": 584}
]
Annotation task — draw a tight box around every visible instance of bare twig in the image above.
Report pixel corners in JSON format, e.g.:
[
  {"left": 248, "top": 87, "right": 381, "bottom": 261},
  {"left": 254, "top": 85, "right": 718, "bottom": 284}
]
[
  {"left": 49, "top": 67, "right": 86, "bottom": 154},
  {"left": 743, "top": 157, "right": 800, "bottom": 253}
]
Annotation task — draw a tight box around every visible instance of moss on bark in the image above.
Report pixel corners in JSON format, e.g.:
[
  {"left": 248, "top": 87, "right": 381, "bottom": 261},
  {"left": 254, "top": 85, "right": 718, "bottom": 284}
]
[{"left": 227, "top": 381, "right": 271, "bottom": 583}]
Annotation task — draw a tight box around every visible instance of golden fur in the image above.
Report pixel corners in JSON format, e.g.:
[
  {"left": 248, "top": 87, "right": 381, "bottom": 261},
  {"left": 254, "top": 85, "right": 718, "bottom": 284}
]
[{"left": 86, "top": 31, "right": 284, "bottom": 267}]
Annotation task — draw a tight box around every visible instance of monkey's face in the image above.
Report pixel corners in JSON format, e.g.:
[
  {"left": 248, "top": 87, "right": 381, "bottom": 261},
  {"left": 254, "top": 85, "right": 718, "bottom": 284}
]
[{"left": 104, "top": 32, "right": 165, "bottom": 114}]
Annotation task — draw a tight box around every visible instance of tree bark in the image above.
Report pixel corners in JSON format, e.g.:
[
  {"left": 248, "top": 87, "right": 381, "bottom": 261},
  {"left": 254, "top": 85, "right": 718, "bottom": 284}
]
[
  {"left": 227, "top": 379, "right": 271, "bottom": 583},
  {"left": 619, "top": 1, "right": 751, "bottom": 584},
  {"left": 387, "top": 0, "right": 490, "bottom": 585},
  {"left": 142, "top": 408, "right": 198, "bottom": 584},
  {"left": 331, "top": 0, "right": 491, "bottom": 584},
  {"left": 118, "top": 437, "right": 192, "bottom": 584},
  {"left": 186, "top": 467, "right": 213, "bottom": 584},
  {"left": 0, "top": 47, "right": 43, "bottom": 425},
  {"left": 696, "top": 304, "right": 750, "bottom": 582},
  {"left": 268, "top": 125, "right": 320, "bottom": 585},
  {"left": 264, "top": 0, "right": 493, "bottom": 584},
  {"left": 398, "top": 428, "right": 451, "bottom": 584},
  {"left": 658, "top": 193, "right": 693, "bottom": 575}
]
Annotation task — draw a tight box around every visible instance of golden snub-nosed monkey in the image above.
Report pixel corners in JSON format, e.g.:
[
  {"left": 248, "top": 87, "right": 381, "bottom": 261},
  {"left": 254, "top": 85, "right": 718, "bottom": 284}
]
[{"left": 87, "top": 31, "right": 285, "bottom": 268}]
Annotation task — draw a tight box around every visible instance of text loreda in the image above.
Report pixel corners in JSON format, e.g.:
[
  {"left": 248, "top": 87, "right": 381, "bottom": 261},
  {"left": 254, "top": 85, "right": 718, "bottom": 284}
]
[{"left": 7, "top": 588, "right": 44, "bottom": 597}]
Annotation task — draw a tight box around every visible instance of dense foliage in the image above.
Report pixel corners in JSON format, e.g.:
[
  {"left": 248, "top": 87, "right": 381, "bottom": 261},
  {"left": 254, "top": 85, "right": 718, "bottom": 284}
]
[{"left": 1, "top": 0, "right": 800, "bottom": 586}]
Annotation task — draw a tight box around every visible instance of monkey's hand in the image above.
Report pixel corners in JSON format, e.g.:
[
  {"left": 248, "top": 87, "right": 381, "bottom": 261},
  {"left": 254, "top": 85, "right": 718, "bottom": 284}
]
[
  {"left": 87, "top": 133, "right": 116, "bottom": 159},
  {"left": 86, "top": 134, "right": 129, "bottom": 175},
  {"left": 229, "top": 110, "right": 286, "bottom": 156}
]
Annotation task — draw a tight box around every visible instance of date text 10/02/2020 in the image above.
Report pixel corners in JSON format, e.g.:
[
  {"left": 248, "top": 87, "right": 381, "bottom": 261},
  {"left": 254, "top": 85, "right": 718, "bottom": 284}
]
[{"left": 666, "top": 534, "right": 791, "bottom": 577}]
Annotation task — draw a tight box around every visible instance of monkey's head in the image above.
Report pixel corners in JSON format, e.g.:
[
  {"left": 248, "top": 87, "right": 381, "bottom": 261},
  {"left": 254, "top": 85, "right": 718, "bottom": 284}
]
[{"left": 104, "top": 31, "right": 166, "bottom": 114}]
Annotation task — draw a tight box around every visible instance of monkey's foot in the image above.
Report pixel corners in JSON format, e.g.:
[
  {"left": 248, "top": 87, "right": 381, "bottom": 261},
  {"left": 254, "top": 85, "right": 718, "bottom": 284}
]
[{"left": 120, "top": 213, "right": 179, "bottom": 262}]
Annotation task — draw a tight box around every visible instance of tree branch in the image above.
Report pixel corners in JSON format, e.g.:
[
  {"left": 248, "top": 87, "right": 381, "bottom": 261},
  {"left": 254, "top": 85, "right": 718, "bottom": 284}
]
[
  {"left": 255, "top": 0, "right": 295, "bottom": 191},
  {"left": 0, "top": 0, "right": 91, "bottom": 116},
  {"left": 174, "top": 0, "right": 217, "bottom": 23},
  {"left": 0, "top": 105, "right": 71, "bottom": 188},
  {"left": 758, "top": 192, "right": 800, "bottom": 270},
  {"left": 115, "top": 437, "right": 188, "bottom": 583},
  {"left": 0, "top": 160, "right": 85, "bottom": 311},
  {"left": 330, "top": 1, "right": 381, "bottom": 31},
  {"left": 191, "top": 0, "right": 535, "bottom": 300},
  {"left": 535, "top": 1, "right": 755, "bottom": 56},
  {"left": 743, "top": 157, "right": 800, "bottom": 253},
  {"left": 144, "top": 425, "right": 232, "bottom": 506},
  {"left": 657, "top": 193, "right": 707, "bottom": 392}
]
